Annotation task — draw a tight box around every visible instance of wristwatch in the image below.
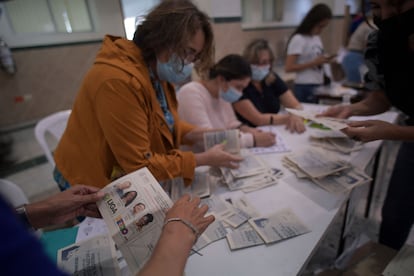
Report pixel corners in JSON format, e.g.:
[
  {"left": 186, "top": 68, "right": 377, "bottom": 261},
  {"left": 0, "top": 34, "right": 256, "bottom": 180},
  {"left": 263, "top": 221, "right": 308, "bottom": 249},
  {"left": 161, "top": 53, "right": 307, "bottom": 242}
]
[{"left": 15, "top": 205, "right": 33, "bottom": 229}]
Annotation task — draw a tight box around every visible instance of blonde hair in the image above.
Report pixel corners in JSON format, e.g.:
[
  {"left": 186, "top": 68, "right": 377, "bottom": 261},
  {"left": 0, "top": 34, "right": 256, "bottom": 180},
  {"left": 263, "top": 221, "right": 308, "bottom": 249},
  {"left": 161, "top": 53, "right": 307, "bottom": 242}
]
[{"left": 242, "top": 39, "right": 275, "bottom": 66}]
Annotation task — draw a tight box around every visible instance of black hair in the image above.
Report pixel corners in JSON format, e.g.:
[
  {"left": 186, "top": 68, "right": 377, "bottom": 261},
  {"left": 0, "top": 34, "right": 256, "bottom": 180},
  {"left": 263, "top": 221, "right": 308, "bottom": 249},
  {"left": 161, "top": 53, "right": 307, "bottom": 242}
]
[
  {"left": 122, "top": 191, "right": 138, "bottom": 207},
  {"left": 293, "top": 3, "right": 332, "bottom": 35},
  {"left": 208, "top": 54, "right": 251, "bottom": 81}
]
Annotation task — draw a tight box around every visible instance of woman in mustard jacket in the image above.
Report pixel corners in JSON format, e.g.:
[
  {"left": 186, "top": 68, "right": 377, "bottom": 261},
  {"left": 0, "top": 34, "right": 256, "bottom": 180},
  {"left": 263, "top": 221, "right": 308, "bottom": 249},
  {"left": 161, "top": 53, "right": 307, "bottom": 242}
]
[{"left": 54, "top": 0, "right": 242, "bottom": 189}]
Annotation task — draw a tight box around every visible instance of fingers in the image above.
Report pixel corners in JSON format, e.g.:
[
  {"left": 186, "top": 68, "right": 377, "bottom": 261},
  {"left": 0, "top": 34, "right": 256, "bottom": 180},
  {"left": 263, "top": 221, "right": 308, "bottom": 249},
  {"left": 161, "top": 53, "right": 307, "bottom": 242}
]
[
  {"left": 71, "top": 184, "right": 102, "bottom": 195},
  {"left": 347, "top": 120, "right": 374, "bottom": 127}
]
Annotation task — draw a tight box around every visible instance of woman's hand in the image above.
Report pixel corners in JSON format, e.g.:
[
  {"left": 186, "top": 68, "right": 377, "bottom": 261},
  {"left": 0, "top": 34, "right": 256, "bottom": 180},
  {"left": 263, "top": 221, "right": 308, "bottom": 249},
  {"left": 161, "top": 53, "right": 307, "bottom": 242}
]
[
  {"left": 253, "top": 131, "right": 276, "bottom": 147},
  {"left": 285, "top": 114, "right": 306, "bottom": 133},
  {"left": 165, "top": 194, "right": 214, "bottom": 238},
  {"left": 26, "top": 185, "right": 104, "bottom": 229},
  {"left": 201, "top": 143, "right": 244, "bottom": 169},
  {"left": 319, "top": 104, "right": 353, "bottom": 119}
]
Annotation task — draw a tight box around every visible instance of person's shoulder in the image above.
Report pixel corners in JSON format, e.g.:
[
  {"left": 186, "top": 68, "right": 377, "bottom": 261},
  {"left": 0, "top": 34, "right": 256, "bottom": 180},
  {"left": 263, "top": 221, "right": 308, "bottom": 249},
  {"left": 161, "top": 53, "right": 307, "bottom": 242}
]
[{"left": 177, "top": 81, "right": 205, "bottom": 96}]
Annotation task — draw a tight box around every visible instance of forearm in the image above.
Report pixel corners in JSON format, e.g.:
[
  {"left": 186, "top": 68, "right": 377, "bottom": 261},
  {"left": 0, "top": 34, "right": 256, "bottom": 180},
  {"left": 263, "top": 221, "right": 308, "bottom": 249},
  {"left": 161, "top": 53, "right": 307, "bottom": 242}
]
[
  {"left": 285, "top": 60, "right": 318, "bottom": 73},
  {"left": 25, "top": 201, "right": 52, "bottom": 229},
  {"left": 138, "top": 222, "right": 195, "bottom": 276},
  {"left": 184, "top": 128, "right": 221, "bottom": 145},
  {"left": 349, "top": 91, "right": 391, "bottom": 116},
  {"left": 386, "top": 126, "right": 414, "bottom": 141}
]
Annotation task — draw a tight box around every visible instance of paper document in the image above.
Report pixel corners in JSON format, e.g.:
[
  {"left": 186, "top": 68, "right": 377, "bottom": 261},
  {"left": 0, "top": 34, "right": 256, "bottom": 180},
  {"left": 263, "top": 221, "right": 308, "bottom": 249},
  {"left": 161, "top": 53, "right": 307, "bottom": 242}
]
[
  {"left": 249, "top": 208, "right": 310, "bottom": 244},
  {"left": 286, "top": 108, "right": 348, "bottom": 130},
  {"left": 204, "top": 129, "right": 240, "bottom": 154},
  {"left": 97, "top": 168, "right": 174, "bottom": 275},
  {"left": 226, "top": 223, "right": 265, "bottom": 250},
  {"left": 170, "top": 171, "right": 211, "bottom": 201},
  {"left": 284, "top": 148, "right": 349, "bottom": 179},
  {"left": 249, "top": 126, "right": 290, "bottom": 154},
  {"left": 57, "top": 235, "right": 120, "bottom": 276}
]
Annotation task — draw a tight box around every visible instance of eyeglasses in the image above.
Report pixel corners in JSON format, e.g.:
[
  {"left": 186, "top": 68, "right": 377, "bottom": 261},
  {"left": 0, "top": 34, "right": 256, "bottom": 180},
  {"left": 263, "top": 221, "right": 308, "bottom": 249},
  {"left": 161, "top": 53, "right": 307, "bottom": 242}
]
[{"left": 183, "top": 47, "right": 200, "bottom": 64}]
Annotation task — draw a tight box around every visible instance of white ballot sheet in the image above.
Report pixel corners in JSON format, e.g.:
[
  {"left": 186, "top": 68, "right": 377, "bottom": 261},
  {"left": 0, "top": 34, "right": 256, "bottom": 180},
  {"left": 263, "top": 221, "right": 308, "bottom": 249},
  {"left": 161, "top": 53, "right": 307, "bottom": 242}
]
[
  {"left": 170, "top": 171, "right": 210, "bottom": 202},
  {"left": 249, "top": 126, "right": 290, "bottom": 154},
  {"left": 204, "top": 129, "right": 240, "bottom": 154},
  {"left": 57, "top": 235, "right": 120, "bottom": 276},
  {"left": 226, "top": 223, "right": 265, "bottom": 250},
  {"left": 248, "top": 208, "right": 311, "bottom": 244},
  {"left": 286, "top": 108, "right": 348, "bottom": 130},
  {"left": 97, "top": 168, "right": 173, "bottom": 275},
  {"left": 230, "top": 154, "right": 268, "bottom": 178}
]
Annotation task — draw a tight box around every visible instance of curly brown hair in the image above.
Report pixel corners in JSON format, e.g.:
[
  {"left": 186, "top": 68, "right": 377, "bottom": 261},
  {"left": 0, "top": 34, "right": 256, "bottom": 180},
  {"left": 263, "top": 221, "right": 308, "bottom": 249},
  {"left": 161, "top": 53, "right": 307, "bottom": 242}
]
[{"left": 133, "top": 0, "right": 214, "bottom": 74}]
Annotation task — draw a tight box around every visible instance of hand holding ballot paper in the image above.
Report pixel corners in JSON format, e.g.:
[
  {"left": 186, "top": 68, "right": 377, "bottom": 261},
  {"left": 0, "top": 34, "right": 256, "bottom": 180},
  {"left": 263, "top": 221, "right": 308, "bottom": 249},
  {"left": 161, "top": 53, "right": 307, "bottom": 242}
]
[
  {"left": 59, "top": 168, "right": 215, "bottom": 276},
  {"left": 285, "top": 108, "right": 349, "bottom": 131}
]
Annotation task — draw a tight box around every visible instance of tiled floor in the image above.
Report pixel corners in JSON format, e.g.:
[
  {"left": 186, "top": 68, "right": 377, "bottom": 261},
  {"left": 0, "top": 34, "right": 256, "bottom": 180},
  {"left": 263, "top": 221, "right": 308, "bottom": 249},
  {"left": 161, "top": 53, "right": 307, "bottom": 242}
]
[{"left": 0, "top": 125, "right": 402, "bottom": 275}]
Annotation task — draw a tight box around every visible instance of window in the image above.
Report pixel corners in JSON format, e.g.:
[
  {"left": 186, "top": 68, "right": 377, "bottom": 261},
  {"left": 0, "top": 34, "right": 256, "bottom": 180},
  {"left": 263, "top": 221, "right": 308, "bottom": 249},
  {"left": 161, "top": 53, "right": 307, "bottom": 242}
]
[
  {"left": 120, "top": 0, "right": 160, "bottom": 40},
  {"left": 5, "top": 0, "right": 92, "bottom": 34},
  {"left": 0, "top": 0, "right": 125, "bottom": 48},
  {"left": 241, "top": 0, "right": 359, "bottom": 30}
]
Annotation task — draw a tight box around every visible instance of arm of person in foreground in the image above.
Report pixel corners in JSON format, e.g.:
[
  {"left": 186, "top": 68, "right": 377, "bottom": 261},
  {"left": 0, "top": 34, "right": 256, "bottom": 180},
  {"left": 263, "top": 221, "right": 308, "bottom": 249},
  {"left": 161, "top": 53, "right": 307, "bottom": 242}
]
[
  {"left": 319, "top": 90, "right": 391, "bottom": 119},
  {"left": 138, "top": 194, "right": 214, "bottom": 276},
  {"left": 25, "top": 185, "right": 104, "bottom": 229},
  {"left": 343, "top": 121, "right": 414, "bottom": 142}
]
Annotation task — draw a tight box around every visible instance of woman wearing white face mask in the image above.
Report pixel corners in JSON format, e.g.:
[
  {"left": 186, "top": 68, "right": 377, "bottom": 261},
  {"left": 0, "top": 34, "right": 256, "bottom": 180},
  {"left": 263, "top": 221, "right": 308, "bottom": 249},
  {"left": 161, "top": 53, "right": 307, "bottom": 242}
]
[
  {"left": 177, "top": 54, "right": 276, "bottom": 151},
  {"left": 53, "top": 0, "right": 243, "bottom": 190},
  {"left": 232, "top": 39, "right": 305, "bottom": 134}
]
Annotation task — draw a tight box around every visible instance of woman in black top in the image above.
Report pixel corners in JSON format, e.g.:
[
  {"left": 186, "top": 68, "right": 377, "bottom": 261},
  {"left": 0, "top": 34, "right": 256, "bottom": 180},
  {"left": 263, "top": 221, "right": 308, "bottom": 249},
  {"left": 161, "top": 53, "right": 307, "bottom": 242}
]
[{"left": 233, "top": 39, "right": 305, "bottom": 133}]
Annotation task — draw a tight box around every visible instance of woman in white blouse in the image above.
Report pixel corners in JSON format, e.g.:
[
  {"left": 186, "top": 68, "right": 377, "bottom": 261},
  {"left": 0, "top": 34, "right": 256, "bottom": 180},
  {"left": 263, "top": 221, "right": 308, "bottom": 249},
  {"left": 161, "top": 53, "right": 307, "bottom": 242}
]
[{"left": 177, "top": 54, "right": 276, "bottom": 152}]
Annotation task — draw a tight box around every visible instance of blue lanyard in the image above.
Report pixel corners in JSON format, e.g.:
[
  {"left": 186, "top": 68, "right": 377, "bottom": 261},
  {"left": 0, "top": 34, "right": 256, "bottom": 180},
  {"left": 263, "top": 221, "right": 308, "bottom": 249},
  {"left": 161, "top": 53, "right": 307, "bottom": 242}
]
[{"left": 149, "top": 70, "right": 175, "bottom": 132}]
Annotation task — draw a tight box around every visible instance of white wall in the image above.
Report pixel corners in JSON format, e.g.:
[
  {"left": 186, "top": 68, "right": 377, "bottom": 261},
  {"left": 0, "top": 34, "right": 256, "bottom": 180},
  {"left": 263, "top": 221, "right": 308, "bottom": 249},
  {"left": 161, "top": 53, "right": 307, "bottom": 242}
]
[{"left": 0, "top": 0, "right": 125, "bottom": 48}]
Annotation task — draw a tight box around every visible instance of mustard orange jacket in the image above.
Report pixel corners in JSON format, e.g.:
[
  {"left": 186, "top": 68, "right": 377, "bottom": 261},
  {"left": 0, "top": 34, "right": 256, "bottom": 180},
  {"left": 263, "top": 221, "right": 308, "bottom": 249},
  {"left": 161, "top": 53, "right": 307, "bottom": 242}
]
[{"left": 54, "top": 35, "right": 196, "bottom": 188}]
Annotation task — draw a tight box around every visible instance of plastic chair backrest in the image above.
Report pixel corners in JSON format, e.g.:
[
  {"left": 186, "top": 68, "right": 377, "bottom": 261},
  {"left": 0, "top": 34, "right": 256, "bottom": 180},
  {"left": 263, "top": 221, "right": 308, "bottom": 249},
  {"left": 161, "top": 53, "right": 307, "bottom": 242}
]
[
  {"left": 34, "top": 110, "right": 71, "bottom": 167},
  {"left": 0, "top": 179, "right": 28, "bottom": 207}
]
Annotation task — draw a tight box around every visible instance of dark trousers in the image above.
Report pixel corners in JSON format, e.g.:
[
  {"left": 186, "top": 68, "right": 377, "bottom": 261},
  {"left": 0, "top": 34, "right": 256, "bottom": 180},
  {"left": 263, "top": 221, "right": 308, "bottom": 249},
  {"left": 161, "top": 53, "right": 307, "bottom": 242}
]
[
  {"left": 293, "top": 84, "right": 319, "bottom": 104},
  {"left": 379, "top": 142, "right": 414, "bottom": 250}
]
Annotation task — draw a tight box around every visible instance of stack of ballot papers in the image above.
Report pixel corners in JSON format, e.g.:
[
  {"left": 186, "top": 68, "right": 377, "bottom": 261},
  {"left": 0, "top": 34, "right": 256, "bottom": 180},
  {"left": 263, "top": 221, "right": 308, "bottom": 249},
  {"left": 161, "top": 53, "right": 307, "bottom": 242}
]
[
  {"left": 220, "top": 152, "right": 283, "bottom": 193},
  {"left": 285, "top": 108, "right": 349, "bottom": 131},
  {"left": 196, "top": 195, "right": 311, "bottom": 251},
  {"left": 282, "top": 148, "right": 372, "bottom": 194},
  {"left": 309, "top": 128, "right": 363, "bottom": 154}
]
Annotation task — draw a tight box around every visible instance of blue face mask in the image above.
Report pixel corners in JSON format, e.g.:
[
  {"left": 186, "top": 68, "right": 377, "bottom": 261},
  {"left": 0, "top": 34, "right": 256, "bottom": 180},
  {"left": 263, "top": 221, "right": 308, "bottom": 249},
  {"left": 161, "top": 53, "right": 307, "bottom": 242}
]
[
  {"left": 251, "top": 64, "right": 270, "bottom": 81},
  {"left": 219, "top": 86, "right": 242, "bottom": 103},
  {"left": 156, "top": 54, "right": 193, "bottom": 84}
]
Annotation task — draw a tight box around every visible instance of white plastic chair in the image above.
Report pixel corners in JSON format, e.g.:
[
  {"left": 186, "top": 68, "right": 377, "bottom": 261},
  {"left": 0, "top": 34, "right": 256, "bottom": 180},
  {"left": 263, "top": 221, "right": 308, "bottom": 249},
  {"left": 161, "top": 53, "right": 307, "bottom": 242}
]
[
  {"left": 0, "top": 179, "right": 28, "bottom": 207},
  {"left": 34, "top": 110, "right": 71, "bottom": 167}
]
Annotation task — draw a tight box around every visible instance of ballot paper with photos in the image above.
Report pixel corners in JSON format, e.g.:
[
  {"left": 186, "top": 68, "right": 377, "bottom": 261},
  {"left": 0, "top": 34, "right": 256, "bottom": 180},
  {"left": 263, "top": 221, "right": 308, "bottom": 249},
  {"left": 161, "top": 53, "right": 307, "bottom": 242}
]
[
  {"left": 203, "top": 129, "right": 240, "bottom": 154},
  {"left": 282, "top": 150, "right": 371, "bottom": 194},
  {"left": 283, "top": 148, "right": 350, "bottom": 179},
  {"left": 170, "top": 171, "right": 210, "bottom": 202},
  {"left": 312, "top": 167, "right": 372, "bottom": 194},
  {"left": 249, "top": 208, "right": 311, "bottom": 244},
  {"left": 285, "top": 108, "right": 349, "bottom": 130},
  {"left": 97, "top": 167, "right": 174, "bottom": 275},
  {"left": 57, "top": 234, "right": 121, "bottom": 276}
]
